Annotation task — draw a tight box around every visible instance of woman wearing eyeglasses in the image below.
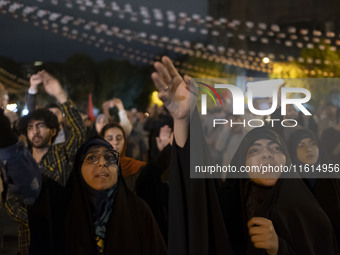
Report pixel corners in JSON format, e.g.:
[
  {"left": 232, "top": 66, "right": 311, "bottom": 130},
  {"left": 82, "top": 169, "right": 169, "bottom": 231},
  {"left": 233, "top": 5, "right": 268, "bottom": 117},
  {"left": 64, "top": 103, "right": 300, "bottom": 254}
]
[
  {"left": 1, "top": 134, "right": 166, "bottom": 254},
  {"left": 99, "top": 122, "right": 147, "bottom": 193},
  {"left": 100, "top": 122, "right": 172, "bottom": 244}
]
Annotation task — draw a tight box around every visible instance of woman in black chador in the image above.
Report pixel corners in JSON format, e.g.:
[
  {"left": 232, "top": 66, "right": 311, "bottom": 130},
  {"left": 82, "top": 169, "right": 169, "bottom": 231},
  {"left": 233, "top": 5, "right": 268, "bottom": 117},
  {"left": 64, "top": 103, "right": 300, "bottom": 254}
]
[
  {"left": 288, "top": 128, "right": 340, "bottom": 250},
  {"left": 29, "top": 137, "right": 166, "bottom": 255},
  {"left": 151, "top": 56, "right": 339, "bottom": 255},
  {"left": 220, "top": 127, "right": 338, "bottom": 254},
  {"left": 0, "top": 131, "right": 166, "bottom": 254}
]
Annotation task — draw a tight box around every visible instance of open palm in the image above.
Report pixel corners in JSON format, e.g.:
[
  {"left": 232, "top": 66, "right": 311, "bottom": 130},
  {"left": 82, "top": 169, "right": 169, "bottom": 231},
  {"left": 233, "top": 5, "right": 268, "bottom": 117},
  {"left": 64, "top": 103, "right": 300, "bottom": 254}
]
[{"left": 151, "top": 56, "right": 192, "bottom": 121}]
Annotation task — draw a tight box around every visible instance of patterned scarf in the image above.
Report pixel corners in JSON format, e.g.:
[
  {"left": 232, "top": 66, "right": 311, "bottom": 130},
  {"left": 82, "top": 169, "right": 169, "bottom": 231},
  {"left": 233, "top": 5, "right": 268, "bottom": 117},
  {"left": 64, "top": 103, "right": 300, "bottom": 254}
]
[{"left": 86, "top": 184, "right": 118, "bottom": 254}]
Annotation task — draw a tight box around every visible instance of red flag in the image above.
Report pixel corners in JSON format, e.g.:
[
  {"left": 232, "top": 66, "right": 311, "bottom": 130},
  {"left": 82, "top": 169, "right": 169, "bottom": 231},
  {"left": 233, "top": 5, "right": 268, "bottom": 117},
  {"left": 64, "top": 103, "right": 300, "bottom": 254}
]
[{"left": 88, "top": 93, "right": 95, "bottom": 121}]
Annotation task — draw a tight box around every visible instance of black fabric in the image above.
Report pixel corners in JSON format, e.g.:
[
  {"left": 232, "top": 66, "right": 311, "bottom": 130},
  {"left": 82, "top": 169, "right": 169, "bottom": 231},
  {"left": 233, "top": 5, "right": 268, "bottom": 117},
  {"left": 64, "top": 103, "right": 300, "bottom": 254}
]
[
  {"left": 66, "top": 175, "right": 166, "bottom": 255},
  {"left": 230, "top": 127, "right": 292, "bottom": 170},
  {"left": 0, "top": 109, "right": 17, "bottom": 148},
  {"left": 220, "top": 127, "right": 339, "bottom": 254},
  {"left": 135, "top": 144, "right": 172, "bottom": 244},
  {"left": 26, "top": 92, "right": 37, "bottom": 113},
  {"left": 321, "top": 127, "right": 340, "bottom": 165},
  {"left": 28, "top": 176, "right": 68, "bottom": 255},
  {"left": 167, "top": 108, "right": 233, "bottom": 255},
  {"left": 287, "top": 128, "right": 327, "bottom": 167},
  {"left": 287, "top": 128, "right": 340, "bottom": 250},
  {"left": 220, "top": 177, "right": 339, "bottom": 255},
  {"left": 28, "top": 137, "right": 166, "bottom": 255}
]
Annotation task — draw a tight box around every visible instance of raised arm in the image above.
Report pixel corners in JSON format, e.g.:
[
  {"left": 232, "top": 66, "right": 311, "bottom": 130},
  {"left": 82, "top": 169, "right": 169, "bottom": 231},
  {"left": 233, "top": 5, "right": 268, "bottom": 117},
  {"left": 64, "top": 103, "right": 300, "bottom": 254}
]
[
  {"left": 39, "top": 70, "right": 85, "bottom": 183},
  {"left": 113, "top": 98, "right": 133, "bottom": 136},
  {"left": 151, "top": 56, "right": 192, "bottom": 148},
  {"left": 26, "top": 74, "right": 42, "bottom": 112}
]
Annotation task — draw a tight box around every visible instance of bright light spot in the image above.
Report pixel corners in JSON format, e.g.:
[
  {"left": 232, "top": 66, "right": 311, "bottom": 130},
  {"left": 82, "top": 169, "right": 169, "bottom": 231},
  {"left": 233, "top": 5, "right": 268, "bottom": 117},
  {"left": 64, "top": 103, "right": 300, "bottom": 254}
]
[
  {"left": 6, "top": 103, "right": 17, "bottom": 112},
  {"left": 262, "top": 57, "right": 270, "bottom": 64},
  {"left": 34, "top": 61, "right": 43, "bottom": 66},
  {"left": 22, "top": 107, "right": 29, "bottom": 116},
  {"left": 21, "top": 108, "right": 28, "bottom": 116},
  {"left": 151, "top": 91, "right": 163, "bottom": 106}
]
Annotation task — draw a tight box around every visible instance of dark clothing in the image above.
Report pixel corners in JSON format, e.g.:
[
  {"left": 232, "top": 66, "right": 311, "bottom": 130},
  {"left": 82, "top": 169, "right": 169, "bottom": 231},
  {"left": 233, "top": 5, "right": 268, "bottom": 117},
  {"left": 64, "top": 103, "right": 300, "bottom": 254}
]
[
  {"left": 26, "top": 91, "right": 37, "bottom": 113},
  {"left": 168, "top": 109, "right": 338, "bottom": 254},
  {"left": 0, "top": 108, "right": 17, "bottom": 148},
  {"left": 222, "top": 127, "right": 339, "bottom": 254},
  {"left": 288, "top": 128, "right": 340, "bottom": 249},
  {"left": 221, "top": 177, "right": 338, "bottom": 255},
  {"left": 85, "top": 122, "right": 99, "bottom": 140},
  {"left": 23, "top": 137, "right": 166, "bottom": 255},
  {"left": 167, "top": 109, "right": 233, "bottom": 255},
  {"left": 321, "top": 127, "right": 340, "bottom": 165},
  {"left": 136, "top": 144, "right": 172, "bottom": 243},
  {"left": 28, "top": 176, "right": 166, "bottom": 255},
  {"left": 298, "top": 112, "right": 318, "bottom": 135}
]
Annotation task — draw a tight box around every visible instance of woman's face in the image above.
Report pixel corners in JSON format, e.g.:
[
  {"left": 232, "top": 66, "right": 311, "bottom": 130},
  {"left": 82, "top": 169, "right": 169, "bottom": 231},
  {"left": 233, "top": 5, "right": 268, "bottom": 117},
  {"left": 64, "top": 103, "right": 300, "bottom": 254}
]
[
  {"left": 296, "top": 138, "right": 319, "bottom": 165},
  {"left": 246, "top": 139, "right": 286, "bottom": 186},
  {"left": 81, "top": 146, "right": 118, "bottom": 190},
  {"left": 103, "top": 127, "right": 125, "bottom": 154}
]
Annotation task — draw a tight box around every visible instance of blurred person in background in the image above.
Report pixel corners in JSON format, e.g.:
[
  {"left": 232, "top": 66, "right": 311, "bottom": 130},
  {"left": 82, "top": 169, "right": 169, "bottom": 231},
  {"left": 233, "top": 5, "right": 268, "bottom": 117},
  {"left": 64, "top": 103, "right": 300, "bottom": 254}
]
[
  {"left": 288, "top": 128, "right": 340, "bottom": 248},
  {"left": 5, "top": 70, "right": 85, "bottom": 255},
  {"left": 144, "top": 105, "right": 173, "bottom": 161},
  {"left": 321, "top": 107, "right": 340, "bottom": 165},
  {"left": 318, "top": 102, "right": 337, "bottom": 137}
]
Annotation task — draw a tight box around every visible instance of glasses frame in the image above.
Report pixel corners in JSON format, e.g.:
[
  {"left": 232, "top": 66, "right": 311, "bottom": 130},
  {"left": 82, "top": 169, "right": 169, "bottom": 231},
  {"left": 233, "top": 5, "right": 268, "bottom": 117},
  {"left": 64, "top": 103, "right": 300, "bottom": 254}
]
[{"left": 84, "top": 150, "right": 119, "bottom": 166}]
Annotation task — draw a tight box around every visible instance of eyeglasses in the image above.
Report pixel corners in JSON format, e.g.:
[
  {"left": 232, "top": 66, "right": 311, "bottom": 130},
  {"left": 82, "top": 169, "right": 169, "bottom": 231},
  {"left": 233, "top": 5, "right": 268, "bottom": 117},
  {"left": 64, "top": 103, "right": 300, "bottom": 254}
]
[{"left": 84, "top": 150, "right": 119, "bottom": 166}]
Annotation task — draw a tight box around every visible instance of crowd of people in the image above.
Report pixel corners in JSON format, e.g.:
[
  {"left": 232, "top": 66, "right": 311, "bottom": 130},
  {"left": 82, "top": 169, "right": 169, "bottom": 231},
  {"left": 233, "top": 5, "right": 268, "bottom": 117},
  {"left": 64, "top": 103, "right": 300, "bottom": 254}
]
[{"left": 0, "top": 56, "right": 339, "bottom": 255}]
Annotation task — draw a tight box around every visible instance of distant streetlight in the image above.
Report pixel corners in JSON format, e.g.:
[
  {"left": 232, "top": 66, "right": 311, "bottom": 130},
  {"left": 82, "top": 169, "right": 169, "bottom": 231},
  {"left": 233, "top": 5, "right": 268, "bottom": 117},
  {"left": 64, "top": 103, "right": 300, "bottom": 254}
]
[{"left": 262, "top": 57, "right": 270, "bottom": 64}]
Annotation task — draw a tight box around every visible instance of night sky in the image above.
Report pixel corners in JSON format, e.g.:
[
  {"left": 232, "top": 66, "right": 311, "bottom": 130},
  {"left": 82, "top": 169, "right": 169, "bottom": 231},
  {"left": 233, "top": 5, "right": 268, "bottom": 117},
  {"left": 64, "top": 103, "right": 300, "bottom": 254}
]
[{"left": 0, "top": 0, "right": 207, "bottom": 63}]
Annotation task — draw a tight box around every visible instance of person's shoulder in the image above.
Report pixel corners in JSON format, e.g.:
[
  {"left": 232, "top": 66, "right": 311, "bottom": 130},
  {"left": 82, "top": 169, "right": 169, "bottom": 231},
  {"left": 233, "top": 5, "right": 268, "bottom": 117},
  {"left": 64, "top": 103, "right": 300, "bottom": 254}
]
[
  {"left": 122, "top": 185, "right": 154, "bottom": 215},
  {"left": 275, "top": 179, "right": 329, "bottom": 220}
]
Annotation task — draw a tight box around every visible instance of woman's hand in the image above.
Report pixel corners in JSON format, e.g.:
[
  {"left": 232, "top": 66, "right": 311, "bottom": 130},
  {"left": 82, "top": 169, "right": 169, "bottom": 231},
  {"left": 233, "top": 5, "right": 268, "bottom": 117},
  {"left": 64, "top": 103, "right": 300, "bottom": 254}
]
[
  {"left": 248, "top": 217, "right": 279, "bottom": 255},
  {"left": 151, "top": 56, "right": 193, "bottom": 147}
]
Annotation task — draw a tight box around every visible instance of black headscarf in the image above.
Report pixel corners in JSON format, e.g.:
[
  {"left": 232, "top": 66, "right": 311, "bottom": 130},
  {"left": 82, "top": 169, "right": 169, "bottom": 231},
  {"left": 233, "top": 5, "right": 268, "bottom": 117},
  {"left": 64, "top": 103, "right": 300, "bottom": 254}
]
[
  {"left": 68, "top": 137, "right": 120, "bottom": 255},
  {"left": 287, "top": 129, "right": 340, "bottom": 249},
  {"left": 287, "top": 128, "right": 328, "bottom": 166},
  {"left": 287, "top": 128, "right": 327, "bottom": 189},
  {"left": 230, "top": 127, "right": 292, "bottom": 170},
  {"left": 220, "top": 127, "right": 339, "bottom": 254},
  {"left": 66, "top": 137, "right": 121, "bottom": 254}
]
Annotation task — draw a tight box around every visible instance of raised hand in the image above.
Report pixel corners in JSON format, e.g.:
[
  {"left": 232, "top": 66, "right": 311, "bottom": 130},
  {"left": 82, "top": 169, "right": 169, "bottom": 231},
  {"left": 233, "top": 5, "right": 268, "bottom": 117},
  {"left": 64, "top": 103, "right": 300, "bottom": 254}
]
[
  {"left": 112, "top": 98, "right": 125, "bottom": 111},
  {"left": 151, "top": 56, "right": 193, "bottom": 121},
  {"left": 248, "top": 217, "right": 279, "bottom": 255},
  {"left": 151, "top": 56, "right": 194, "bottom": 147},
  {"left": 156, "top": 125, "right": 173, "bottom": 151},
  {"left": 102, "top": 100, "right": 114, "bottom": 111},
  {"left": 38, "top": 70, "right": 67, "bottom": 103},
  {"left": 29, "top": 74, "right": 42, "bottom": 90}
]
